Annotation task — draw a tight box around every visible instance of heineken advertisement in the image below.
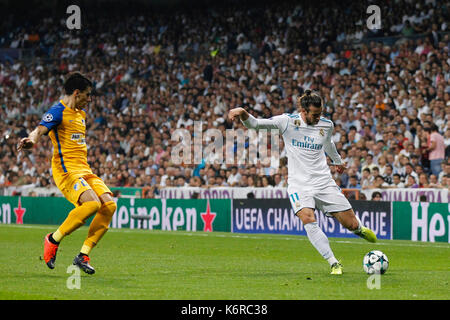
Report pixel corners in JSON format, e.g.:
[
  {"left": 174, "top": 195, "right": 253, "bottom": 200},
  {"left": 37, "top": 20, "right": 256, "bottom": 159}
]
[
  {"left": 0, "top": 196, "right": 231, "bottom": 233},
  {"left": 0, "top": 196, "right": 73, "bottom": 225},
  {"left": 111, "top": 198, "right": 231, "bottom": 232},
  {"left": 232, "top": 199, "right": 392, "bottom": 240},
  {"left": 393, "top": 202, "right": 450, "bottom": 243}
]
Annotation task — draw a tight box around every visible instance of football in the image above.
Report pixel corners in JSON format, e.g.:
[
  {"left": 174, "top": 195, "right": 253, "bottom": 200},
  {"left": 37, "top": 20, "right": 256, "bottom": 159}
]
[{"left": 363, "top": 250, "right": 389, "bottom": 274}]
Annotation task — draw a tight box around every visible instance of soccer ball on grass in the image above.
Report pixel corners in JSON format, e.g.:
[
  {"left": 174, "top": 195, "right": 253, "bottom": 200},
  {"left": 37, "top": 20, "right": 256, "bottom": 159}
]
[{"left": 363, "top": 250, "right": 389, "bottom": 274}]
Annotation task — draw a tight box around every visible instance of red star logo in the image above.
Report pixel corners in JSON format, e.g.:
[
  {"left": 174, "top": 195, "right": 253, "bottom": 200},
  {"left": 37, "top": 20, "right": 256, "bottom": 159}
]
[
  {"left": 14, "top": 197, "right": 26, "bottom": 224},
  {"left": 200, "top": 199, "right": 216, "bottom": 232}
]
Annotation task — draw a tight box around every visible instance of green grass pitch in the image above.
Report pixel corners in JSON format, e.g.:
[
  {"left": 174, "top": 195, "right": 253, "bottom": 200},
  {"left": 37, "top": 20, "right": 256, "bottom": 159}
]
[{"left": 0, "top": 224, "right": 448, "bottom": 300}]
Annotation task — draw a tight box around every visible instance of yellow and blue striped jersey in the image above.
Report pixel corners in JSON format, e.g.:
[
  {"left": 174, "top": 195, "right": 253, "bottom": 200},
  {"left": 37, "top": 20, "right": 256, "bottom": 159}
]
[{"left": 39, "top": 100, "right": 92, "bottom": 176}]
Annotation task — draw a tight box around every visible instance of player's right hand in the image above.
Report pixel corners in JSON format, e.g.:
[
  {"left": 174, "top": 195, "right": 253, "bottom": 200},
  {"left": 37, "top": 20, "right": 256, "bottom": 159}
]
[
  {"left": 335, "top": 163, "right": 347, "bottom": 174},
  {"left": 228, "top": 107, "right": 245, "bottom": 122},
  {"left": 17, "top": 137, "right": 35, "bottom": 151}
]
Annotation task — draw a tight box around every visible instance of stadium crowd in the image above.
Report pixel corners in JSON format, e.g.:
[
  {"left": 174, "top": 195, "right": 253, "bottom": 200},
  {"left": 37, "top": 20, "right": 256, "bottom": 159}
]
[{"left": 0, "top": 0, "right": 449, "bottom": 198}]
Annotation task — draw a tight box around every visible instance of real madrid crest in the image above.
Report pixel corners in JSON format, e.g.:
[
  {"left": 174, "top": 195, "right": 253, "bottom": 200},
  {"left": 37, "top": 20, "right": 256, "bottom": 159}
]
[{"left": 319, "top": 129, "right": 325, "bottom": 136}]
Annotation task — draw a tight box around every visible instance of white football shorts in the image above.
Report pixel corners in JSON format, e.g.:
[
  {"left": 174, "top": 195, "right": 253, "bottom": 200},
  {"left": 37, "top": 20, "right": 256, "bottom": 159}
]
[{"left": 287, "top": 185, "right": 352, "bottom": 216}]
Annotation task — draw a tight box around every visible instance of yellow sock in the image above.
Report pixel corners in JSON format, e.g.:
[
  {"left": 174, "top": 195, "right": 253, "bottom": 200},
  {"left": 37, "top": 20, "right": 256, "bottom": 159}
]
[
  {"left": 58, "top": 201, "right": 101, "bottom": 237},
  {"left": 52, "top": 229, "right": 64, "bottom": 242},
  {"left": 83, "top": 201, "right": 117, "bottom": 250},
  {"left": 80, "top": 244, "right": 92, "bottom": 255}
]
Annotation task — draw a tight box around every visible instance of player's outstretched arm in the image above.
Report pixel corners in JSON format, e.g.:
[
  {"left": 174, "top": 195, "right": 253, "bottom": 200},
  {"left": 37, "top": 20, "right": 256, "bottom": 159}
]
[
  {"left": 228, "top": 107, "right": 286, "bottom": 131},
  {"left": 17, "top": 125, "right": 49, "bottom": 151}
]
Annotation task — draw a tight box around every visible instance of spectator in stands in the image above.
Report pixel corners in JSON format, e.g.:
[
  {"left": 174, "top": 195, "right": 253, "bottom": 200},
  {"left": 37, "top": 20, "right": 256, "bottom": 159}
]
[
  {"left": 404, "top": 163, "right": 419, "bottom": 182},
  {"left": 272, "top": 173, "right": 284, "bottom": 188},
  {"left": 426, "top": 124, "right": 446, "bottom": 176},
  {"left": 437, "top": 160, "right": 449, "bottom": 183},
  {"left": 347, "top": 175, "right": 361, "bottom": 189},
  {"left": 370, "top": 167, "right": 381, "bottom": 182},
  {"left": 440, "top": 175, "right": 450, "bottom": 190},
  {"left": 369, "top": 175, "right": 389, "bottom": 189},
  {"left": 444, "top": 128, "right": 450, "bottom": 158},
  {"left": 360, "top": 168, "right": 372, "bottom": 190},
  {"left": 361, "top": 154, "right": 376, "bottom": 173},
  {"left": 418, "top": 173, "right": 430, "bottom": 188},
  {"left": 227, "top": 166, "right": 241, "bottom": 187},
  {"left": 247, "top": 175, "right": 257, "bottom": 188},
  {"left": 371, "top": 191, "right": 382, "bottom": 201},
  {"left": 390, "top": 173, "right": 405, "bottom": 188},
  {"left": 261, "top": 176, "right": 272, "bottom": 188},
  {"left": 428, "top": 174, "right": 440, "bottom": 188},
  {"left": 410, "top": 154, "right": 422, "bottom": 169},
  {"left": 405, "top": 175, "right": 419, "bottom": 188},
  {"left": 383, "top": 164, "right": 394, "bottom": 185},
  {"left": 215, "top": 175, "right": 227, "bottom": 187}
]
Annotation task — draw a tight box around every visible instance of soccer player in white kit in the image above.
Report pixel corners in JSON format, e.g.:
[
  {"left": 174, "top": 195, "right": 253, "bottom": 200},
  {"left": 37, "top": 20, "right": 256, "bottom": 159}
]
[{"left": 228, "top": 90, "right": 377, "bottom": 275}]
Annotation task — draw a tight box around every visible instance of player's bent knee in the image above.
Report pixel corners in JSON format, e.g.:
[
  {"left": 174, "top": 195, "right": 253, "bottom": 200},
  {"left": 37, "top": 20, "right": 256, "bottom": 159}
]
[
  {"left": 100, "top": 201, "right": 117, "bottom": 217},
  {"left": 296, "top": 208, "right": 316, "bottom": 225},
  {"left": 302, "top": 217, "right": 316, "bottom": 225},
  {"left": 79, "top": 201, "right": 101, "bottom": 224}
]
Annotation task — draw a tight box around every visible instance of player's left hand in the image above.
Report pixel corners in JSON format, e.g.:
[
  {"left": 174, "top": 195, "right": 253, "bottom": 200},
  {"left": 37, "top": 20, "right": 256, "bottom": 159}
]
[
  {"left": 17, "top": 137, "right": 35, "bottom": 151},
  {"left": 335, "top": 163, "right": 347, "bottom": 174}
]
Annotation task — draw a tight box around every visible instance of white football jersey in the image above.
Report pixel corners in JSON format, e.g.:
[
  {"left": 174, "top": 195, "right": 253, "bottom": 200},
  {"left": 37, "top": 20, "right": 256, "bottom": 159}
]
[{"left": 242, "top": 113, "right": 343, "bottom": 191}]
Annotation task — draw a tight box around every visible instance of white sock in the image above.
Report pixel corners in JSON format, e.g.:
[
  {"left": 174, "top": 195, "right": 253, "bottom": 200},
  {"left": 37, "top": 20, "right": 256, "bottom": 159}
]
[
  {"left": 352, "top": 215, "right": 363, "bottom": 234},
  {"left": 304, "top": 222, "right": 338, "bottom": 266}
]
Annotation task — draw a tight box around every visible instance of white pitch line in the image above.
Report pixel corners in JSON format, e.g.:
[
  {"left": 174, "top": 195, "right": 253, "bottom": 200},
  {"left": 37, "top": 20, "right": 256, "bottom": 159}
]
[{"left": 1, "top": 223, "right": 449, "bottom": 249}]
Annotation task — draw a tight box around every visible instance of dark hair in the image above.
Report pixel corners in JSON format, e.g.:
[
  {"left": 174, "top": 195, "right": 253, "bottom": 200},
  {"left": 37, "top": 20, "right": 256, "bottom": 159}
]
[
  {"left": 63, "top": 72, "right": 92, "bottom": 95},
  {"left": 191, "top": 192, "right": 200, "bottom": 199},
  {"left": 431, "top": 124, "right": 439, "bottom": 132},
  {"left": 297, "top": 89, "right": 322, "bottom": 111},
  {"left": 372, "top": 191, "right": 382, "bottom": 199}
]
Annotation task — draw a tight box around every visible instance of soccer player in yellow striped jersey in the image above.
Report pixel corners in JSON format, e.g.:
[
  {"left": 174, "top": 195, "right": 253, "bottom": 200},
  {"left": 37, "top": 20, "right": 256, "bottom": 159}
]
[{"left": 18, "top": 72, "right": 117, "bottom": 274}]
